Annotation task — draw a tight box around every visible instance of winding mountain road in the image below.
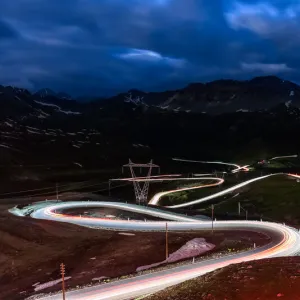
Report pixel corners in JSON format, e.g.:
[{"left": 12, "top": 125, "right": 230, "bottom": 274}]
[{"left": 29, "top": 172, "right": 300, "bottom": 300}]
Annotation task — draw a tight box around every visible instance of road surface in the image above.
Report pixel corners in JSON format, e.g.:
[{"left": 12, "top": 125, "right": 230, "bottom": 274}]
[{"left": 28, "top": 172, "right": 300, "bottom": 299}]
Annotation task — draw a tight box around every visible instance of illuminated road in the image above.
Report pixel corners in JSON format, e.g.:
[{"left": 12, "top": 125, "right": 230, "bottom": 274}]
[
  {"left": 172, "top": 158, "right": 250, "bottom": 173},
  {"left": 151, "top": 174, "right": 280, "bottom": 208},
  {"left": 29, "top": 173, "right": 300, "bottom": 300}
]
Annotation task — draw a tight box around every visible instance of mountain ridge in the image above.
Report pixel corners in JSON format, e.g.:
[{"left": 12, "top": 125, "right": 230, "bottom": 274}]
[
  {"left": 0, "top": 75, "right": 300, "bottom": 171},
  {"left": 1, "top": 76, "right": 299, "bottom": 115}
]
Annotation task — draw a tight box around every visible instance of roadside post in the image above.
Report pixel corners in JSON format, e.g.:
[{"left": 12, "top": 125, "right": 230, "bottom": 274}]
[
  {"left": 211, "top": 205, "right": 214, "bottom": 234},
  {"left": 166, "top": 223, "right": 169, "bottom": 260},
  {"left": 60, "top": 263, "right": 66, "bottom": 300}
]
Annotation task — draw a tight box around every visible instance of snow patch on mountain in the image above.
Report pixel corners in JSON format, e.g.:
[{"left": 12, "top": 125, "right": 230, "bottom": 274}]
[
  {"left": 14, "top": 96, "right": 22, "bottom": 102},
  {"left": 4, "top": 121, "right": 13, "bottom": 128},
  {"left": 34, "top": 100, "right": 81, "bottom": 115},
  {"left": 161, "top": 93, "right": 178, "bottom": 107},
  {"left": 285, "top": 100, "right": 292, "bottom": 108},
  {"left": 0, "top": 144, "right": 11, "bottom": 149},
  {"left": 27, "top": 129, "right": 41, "bottom": 135},
  {"left": 35, "top": 100, "right": 60, "bottom": 109},
  {"left": 158, "top": 105, "right": 169, "bottom": 110},
  {"left": 36, "top": 109, "right": 50, "bottom": 119},
  {"left": 60, "top": 109, "right": 81, "bottom": 115},
  {"left": 124, "top": 93, "right": 148, "bottom": 107},
  {"left": 73, "top": 162, "right": 83, "bottom": 167},
  {"left": 236, "top": 109, "right": 250, "bottom": 112}
]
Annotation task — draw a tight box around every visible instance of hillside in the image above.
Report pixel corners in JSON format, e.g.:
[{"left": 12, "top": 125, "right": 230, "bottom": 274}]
[
  {"left": 147, "top": 257, "right": 300, "bottom": 300},
  {"left": 0, "top": 76, "right": 300, "bottom": 181}
]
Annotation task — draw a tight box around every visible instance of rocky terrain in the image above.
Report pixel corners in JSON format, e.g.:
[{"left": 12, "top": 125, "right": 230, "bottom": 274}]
[{"left": 136, "top": 238, "right": 215, "bottom": 272}]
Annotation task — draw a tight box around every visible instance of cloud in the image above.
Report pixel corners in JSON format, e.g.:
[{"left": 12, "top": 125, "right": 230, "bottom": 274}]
[
  {"left": 117, "top": 49, "right": 165, "bottom": 61},
  {"left": 241, "top": 62, "right": 293, "bottom": 73},
  {"left": 225, "top": 1, "right": 300, "bottom": 48},
  {"left": 0, "top": 0, "right": 300, "bottom": 96},
  {"left": 225, "top": 2, "right": 278, "bottom": 34},
  {"left": 115, "top": 48, "right": 187, "bottom": 67},
  {"left": 0, "top": 19, "right": 18, "bottom": 39}
]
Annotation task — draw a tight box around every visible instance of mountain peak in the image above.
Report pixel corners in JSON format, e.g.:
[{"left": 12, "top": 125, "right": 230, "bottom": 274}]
[
  {"left": 249, "top": 76, "right": 283, "bottom": 85},
  {"left": 127, "top": 89, "right": 146, "bottom": 96},
  {"left": 56, "top": 92, "right": 72, "bottom": 100},
  {"left": 35, "top": 88, "right": 56, "bottom": 98}
]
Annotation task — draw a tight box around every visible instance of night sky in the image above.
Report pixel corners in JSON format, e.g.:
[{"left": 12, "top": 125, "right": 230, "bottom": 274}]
[{"left": 0, "top": 0, "right": 299, "bottom": 96}]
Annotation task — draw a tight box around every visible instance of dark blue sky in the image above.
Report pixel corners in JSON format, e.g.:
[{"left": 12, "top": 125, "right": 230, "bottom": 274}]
[{"left": 0, "top": 0, "right": 299, "bottom": 96}]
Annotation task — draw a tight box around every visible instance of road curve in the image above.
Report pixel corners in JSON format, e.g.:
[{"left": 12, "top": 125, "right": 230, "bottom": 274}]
[
  {"left": 29, "top": 173, "right": 300, "bottom": 300},
  {"left": 157, "top": 174, "right": 281, "bottom": 208},
  {"left": 172, "top": 158, "right": 250, "bottom": 173}
]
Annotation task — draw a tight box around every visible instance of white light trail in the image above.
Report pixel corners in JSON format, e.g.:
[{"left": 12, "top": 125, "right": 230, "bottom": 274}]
[
  {"left": 172, "top": 158, "right": 249, "bottom": 173},
  {"left": 166, "top": 174, "right": 281, "bottom": 209},
  {"left": 22, "top": 172, "right": 300, "bottom": 300},
  {"left": 270, "top": 155, "right": 298, "bottom": 160}
]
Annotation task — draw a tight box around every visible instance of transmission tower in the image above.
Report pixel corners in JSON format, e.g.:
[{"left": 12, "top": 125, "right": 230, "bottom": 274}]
[{"left": 123, "top": 159, "right": 160, "bottom": 205}]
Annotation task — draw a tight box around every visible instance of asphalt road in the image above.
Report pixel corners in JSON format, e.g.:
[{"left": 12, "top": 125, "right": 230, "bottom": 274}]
[{"left": 29, "top": 173, "right": 300, "bottom": 300}]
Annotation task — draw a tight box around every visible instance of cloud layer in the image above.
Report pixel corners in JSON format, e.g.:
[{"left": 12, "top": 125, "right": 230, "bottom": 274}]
[{"left": 0, "top": 0, "right": 299, "bottom": 96}]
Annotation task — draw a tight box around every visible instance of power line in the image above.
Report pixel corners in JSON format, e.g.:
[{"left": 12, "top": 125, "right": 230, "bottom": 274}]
[
  {"left": 4, "top": 181, "right": 130, "bottom": 200},
  {"left": 0, "top": 179, "right": 98, "bottom": 197}
]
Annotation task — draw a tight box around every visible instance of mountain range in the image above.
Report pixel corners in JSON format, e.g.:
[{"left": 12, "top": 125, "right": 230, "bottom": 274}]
[{"left": 0, "top": 75, "right": 300, "bottom": 178}]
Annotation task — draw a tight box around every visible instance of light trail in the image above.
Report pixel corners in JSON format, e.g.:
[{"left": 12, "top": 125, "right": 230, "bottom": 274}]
[
  {"left": 163, "top": 174, "right": 281, "bottom": 209},
  {"left": 111, "top": 174, "right": 182, "bottom": 182},
  {"left": 148, "top": 177, "right": 224, "bottom": 206},
  {"left": 193, "top": 173, "right": 214, "bottom": 176},
  {"left": 172, "top": 158, "right": 249, "bottom": 173},
  {"left": 270, "top": 155, "right": 298, "bottom": 160},
  {"left": 25, "top": 172, "right": 300, "bottom": 299}
]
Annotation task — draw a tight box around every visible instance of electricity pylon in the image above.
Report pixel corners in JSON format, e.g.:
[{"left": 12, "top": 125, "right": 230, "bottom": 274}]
[{"left": 123, "top": 159, "right": 160, "bottom": 205}]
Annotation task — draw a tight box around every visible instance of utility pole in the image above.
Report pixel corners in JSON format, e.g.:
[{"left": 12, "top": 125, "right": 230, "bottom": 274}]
[
  {"left": 165, "top": 223, "right": 169, "bottom": 260},
  {"left": 56, "top": 183, "right": 59, "bottom": 201},
  {"left": 60, "top": 263, "right": 66, "bottom": 300},
  {"left": 239, "top": 203, "right": 248, "bottom": 220},
  {"left": 211, "top": 205, "right": 214, "bottom": 234},
  {"left": 108, "top": 180, "right": 111, "bottom": 196}
]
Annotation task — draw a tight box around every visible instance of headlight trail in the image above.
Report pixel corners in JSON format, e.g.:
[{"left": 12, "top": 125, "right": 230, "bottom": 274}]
[
  {"left": 270, "top": 155, "right": 298, "bottom": 160},
  {"left": 26, "top": 172, "right": 300, "bottom": 300},
  {"left": 172, "top": 158, "right": 249, "bottom": 173},
  {"left": 163, "top": 174, "right": 281, "bottom": 209}
]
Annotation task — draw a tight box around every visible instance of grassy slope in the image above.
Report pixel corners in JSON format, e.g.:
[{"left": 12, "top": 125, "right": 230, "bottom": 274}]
[
  {"left": 158, "top": 174, "right": 249, "bottom": 207},
  {"left": 203, "top": 175, "right": 300, "bottom": 225}
]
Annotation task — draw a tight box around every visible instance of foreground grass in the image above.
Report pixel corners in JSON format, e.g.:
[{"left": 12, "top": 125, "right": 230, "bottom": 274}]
[{"left": 146, "top": 257, "right": 300, "bottom": 300}]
